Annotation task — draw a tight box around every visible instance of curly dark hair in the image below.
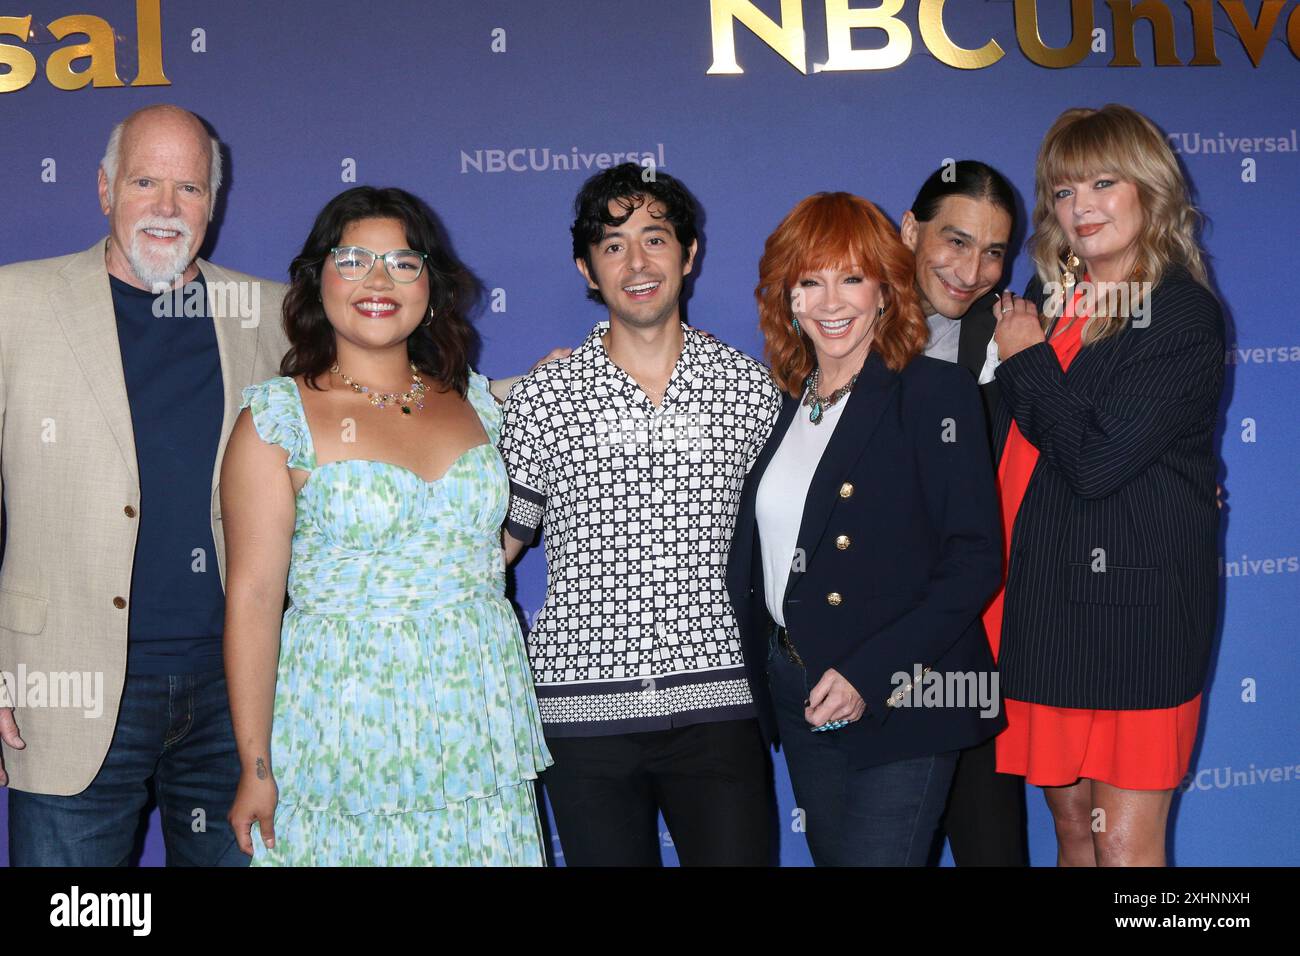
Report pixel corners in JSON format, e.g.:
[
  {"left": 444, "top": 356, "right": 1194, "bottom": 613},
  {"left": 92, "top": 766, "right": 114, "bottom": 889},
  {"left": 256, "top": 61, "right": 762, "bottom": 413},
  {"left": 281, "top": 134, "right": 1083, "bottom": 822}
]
[
  {"left": 570, "top": 163, "right": 699, "bottom": 304},
  {"left": 280, "top": 186, "right": 480, "bottom": 396}
]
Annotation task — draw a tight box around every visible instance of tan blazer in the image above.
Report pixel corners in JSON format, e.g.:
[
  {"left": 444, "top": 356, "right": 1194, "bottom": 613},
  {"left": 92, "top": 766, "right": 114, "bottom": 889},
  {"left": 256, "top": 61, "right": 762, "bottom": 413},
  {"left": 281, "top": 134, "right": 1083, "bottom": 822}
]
[{"left": 0, "top": 240, "right": 288, "bottom": 795}]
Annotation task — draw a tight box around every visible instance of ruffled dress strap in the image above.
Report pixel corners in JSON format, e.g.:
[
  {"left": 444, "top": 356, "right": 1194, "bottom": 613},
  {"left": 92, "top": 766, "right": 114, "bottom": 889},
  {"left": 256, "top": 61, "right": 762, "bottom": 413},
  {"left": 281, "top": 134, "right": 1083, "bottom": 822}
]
[
  {"left": 465, "top": 369, "right": 502, "bottom": 445},
  {"left": 240, "top": 376, "right": 318, "bottom": 471}
]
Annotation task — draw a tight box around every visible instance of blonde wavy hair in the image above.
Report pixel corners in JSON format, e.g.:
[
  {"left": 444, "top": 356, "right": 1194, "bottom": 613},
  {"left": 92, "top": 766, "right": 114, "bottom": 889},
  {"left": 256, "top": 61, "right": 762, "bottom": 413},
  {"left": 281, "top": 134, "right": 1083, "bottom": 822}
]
[{"left": 1028, "top": 104, "right": 1209, "bottom": 344}]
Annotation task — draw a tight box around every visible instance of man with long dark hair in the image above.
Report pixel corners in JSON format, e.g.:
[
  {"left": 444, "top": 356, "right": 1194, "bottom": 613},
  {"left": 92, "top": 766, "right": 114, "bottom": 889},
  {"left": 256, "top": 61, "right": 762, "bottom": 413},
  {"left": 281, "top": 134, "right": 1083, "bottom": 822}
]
[{"left": 900, "top": 160, "right": 1029, "bottom": 866}]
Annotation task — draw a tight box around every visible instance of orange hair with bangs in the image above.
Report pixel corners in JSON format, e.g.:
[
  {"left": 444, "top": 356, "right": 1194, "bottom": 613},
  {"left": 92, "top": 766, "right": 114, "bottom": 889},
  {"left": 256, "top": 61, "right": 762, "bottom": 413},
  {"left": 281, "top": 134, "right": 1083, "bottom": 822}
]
[{"left": 756, "top": 192, "right": 927, "bottom": 396}]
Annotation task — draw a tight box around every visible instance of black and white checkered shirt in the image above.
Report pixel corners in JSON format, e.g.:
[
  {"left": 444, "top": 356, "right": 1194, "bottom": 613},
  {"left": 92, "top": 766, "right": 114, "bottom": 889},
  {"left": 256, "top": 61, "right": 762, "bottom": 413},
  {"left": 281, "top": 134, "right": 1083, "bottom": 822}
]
[{"left": 501, "top": 321, "right": 782, "bottom": 737}]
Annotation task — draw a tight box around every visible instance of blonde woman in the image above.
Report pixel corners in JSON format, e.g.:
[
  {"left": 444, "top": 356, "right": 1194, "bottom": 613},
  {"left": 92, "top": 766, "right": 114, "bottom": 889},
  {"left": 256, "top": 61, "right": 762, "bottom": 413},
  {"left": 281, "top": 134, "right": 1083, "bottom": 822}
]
[{"left": 987, "top": 104, "right": 1224, "bottom": 866}]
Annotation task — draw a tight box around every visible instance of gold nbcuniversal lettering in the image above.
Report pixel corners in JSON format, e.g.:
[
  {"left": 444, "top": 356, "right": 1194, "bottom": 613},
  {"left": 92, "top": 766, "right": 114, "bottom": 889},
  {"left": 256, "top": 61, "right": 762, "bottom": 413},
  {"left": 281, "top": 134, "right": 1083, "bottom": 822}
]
[
  {"left": 706, "top": 0, "right": 1300, "bottom": 74},
  {"left": 0, "top": 0, "right": 169, "bottom": 93}
]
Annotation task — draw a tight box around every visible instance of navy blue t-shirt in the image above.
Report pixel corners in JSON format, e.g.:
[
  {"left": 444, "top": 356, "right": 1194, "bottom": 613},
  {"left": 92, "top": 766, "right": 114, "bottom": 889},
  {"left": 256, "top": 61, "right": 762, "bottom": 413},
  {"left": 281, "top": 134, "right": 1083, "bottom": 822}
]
[{"left": 110, "top": 272, "right": 227, "bottom": 674}]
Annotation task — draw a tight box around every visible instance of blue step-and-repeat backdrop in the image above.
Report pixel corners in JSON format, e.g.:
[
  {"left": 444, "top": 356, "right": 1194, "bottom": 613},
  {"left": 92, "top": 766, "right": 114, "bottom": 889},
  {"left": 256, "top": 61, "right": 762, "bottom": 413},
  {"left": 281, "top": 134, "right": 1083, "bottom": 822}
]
[{"left": 0, "top": 0, "right": 1296, "bottom": 866}]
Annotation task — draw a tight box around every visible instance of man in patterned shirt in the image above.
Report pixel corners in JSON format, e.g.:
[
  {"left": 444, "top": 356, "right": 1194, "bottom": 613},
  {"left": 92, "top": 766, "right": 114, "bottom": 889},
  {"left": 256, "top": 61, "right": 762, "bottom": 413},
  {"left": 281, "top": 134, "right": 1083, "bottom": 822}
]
[{"left": 501, "top": 165, "right": 781, "bottom": 865}]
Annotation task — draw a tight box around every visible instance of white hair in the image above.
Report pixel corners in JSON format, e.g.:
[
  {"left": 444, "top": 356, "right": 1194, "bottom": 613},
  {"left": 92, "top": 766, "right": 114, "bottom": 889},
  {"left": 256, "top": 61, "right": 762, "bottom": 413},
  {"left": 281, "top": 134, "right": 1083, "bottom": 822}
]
[{"left": 100, "top": 110, "right": 223, "bottom": 217}]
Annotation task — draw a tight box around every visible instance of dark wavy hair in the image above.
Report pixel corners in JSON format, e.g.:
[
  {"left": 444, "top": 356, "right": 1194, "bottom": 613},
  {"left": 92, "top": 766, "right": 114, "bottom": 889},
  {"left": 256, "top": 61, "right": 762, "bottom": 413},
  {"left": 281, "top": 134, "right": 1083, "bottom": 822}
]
[
  {"left": 570, "top": 163, "right": 699, "bottom": 304},
  {"left": 280, "top": 186, "right": 479, "bottom": 396}
]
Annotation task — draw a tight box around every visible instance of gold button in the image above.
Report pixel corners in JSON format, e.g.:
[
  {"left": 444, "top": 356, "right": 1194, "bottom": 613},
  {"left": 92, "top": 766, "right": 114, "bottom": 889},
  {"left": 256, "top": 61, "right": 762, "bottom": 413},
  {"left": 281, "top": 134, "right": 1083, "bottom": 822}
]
[
  {"left": 112, "top": 596, "right": 126, "bottom": 609},
  {"left": 838, "top": 482, "right": 854, "bottom": 498},
  {"left": 124, "top": 505, "right": 137, "bottom": 518},
  {"left": 826, "top": 592, "right": 842, "bottom": 607},
  {"left": 835, "top": 535, "right": 850, "bottom": 550}
]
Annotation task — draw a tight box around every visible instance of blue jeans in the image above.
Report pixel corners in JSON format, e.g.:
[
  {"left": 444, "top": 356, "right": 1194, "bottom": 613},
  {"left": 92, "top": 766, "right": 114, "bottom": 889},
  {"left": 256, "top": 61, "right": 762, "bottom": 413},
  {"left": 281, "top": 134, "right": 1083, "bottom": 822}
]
[
  {"left": 7, "top": 668, "right": 247, "bottom": 866},
  {"left": 767, "top": 630, "right": 958, "bottom": 866}
]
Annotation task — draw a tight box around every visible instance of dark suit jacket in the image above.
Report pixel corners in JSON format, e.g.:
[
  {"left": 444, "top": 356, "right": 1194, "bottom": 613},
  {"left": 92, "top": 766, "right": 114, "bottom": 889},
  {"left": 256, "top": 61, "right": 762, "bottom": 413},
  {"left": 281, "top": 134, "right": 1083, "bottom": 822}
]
[
  {"left": 955, "top": 294, "right": 1001, "bottom": 442},
  {"left": 726, "top": 351, "right": 1006, "bottom": 769},
  {"left": 992, "top": 266, "right": 1225, "bottom": 709}
]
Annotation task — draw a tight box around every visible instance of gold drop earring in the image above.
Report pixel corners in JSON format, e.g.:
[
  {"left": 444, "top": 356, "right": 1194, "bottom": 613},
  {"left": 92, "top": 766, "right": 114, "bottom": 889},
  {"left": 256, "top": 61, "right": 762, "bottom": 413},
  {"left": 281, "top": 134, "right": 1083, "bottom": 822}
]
[{"left": 1060, "top": 247, "right": 1080, "bottom": 289}]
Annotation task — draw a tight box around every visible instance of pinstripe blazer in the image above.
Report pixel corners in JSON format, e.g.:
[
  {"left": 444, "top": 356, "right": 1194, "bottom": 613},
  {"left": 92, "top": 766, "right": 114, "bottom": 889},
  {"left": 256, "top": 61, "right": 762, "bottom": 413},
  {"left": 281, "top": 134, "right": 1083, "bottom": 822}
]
[{"left": 992, "top": 265, "right": 1225, "bottom": 709}]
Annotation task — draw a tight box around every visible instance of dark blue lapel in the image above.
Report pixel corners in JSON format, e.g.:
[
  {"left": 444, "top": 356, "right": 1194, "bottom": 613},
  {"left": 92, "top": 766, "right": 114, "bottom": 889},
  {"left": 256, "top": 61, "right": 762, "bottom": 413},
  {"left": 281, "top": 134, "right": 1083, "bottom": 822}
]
[
  {"left": 784, "top": 351, "right": 898, "bottom": 604},
  {"left": 730, "top": 387, "right": 800, "bottom": 614}
]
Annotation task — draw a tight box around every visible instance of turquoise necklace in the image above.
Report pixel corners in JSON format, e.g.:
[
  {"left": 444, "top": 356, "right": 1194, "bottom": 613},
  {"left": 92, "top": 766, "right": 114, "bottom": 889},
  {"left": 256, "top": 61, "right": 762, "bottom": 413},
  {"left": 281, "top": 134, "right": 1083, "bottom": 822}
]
[{"left": 802, "top": 367, "right": 857, "bottom": 424}]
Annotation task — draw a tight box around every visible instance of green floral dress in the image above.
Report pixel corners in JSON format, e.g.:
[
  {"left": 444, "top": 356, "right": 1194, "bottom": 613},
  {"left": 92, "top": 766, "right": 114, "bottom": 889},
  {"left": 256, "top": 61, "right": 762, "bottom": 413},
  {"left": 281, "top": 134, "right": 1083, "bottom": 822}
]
[{"left": 239, "top": 371, "right": 551, "bottom": 866}]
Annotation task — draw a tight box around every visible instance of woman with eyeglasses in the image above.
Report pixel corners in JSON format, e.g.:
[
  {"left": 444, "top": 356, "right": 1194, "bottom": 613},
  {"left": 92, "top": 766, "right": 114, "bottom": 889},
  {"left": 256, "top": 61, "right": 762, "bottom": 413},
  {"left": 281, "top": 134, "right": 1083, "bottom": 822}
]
[{"left": 220, "top": 186, "right": 552, "bottom": 865}]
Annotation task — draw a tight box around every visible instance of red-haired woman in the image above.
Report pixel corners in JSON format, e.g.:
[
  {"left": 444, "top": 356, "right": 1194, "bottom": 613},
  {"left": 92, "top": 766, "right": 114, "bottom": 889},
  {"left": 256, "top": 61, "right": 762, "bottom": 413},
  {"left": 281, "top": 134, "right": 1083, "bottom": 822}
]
[{"left": 727, "top": 193, "right": 1005, "bottom": 865}]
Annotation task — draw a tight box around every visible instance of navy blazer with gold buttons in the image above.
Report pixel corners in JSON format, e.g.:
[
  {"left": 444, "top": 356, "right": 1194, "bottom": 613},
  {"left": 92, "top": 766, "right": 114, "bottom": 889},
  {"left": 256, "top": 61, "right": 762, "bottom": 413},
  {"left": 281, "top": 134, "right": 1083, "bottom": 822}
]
[{"left": 726, "top": 350, "right": 1006, "bottom": 769}]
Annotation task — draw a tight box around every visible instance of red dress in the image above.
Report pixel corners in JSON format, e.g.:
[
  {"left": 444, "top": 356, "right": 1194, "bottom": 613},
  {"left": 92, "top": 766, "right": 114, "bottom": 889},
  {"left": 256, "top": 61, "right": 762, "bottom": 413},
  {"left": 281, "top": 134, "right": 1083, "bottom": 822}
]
[{"left": 983, "top": 284, "right": 1200, "bottom": 791}]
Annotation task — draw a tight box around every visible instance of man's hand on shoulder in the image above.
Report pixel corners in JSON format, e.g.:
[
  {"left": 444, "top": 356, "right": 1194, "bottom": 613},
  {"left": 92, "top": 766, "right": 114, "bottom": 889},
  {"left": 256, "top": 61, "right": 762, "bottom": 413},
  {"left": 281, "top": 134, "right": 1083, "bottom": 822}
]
[
  {"left": 532, "top": 346, "right": 573, "bottom": 370},
  {"left": 489, "top": 346, "right": 575, "bottom": 404}
]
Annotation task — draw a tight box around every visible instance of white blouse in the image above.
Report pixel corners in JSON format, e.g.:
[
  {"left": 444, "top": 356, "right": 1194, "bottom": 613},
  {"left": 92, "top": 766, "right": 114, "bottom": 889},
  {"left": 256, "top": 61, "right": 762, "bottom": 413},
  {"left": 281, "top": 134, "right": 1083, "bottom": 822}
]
[{"left": 754, "top": 390, "right": 849, "bottom": 627}]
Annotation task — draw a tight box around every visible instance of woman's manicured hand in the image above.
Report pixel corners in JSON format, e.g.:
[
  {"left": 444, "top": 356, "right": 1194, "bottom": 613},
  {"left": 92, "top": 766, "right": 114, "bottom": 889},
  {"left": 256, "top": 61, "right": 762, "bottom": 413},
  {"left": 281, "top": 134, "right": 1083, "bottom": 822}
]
[{"left": 805, "top": 668, "right": 866, "bottom": 727}]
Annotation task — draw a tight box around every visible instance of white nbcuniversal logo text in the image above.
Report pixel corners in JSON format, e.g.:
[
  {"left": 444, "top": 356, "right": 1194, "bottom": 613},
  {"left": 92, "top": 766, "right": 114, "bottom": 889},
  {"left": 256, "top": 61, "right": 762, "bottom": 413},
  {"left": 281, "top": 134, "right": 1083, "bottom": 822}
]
[
  {"left": 0, "top": 665, "right": 103, "bottom": 718},
  {"left": 1178, "top": 762, "right": 1300, "bottom": 793},
  {"left": 1219, "top": 554, "right": 1299, "bottom": 577},
  {"left": 149, "top": 276, "right": 264, "bottom": 328},
  {"left": 1166, "top": 129, "right": 1298, "bottom": 155},
  {"left": 50, "top": 886, "right": 151, "bottom": 936},
  {"left": 889, "top": 665, "right": 1000, "bottom": 718},
  {"left": 460, "top": 144, "right": 666, "bottom": 174},
  {"left": 1224, "top": 344, "right": 1300, "bottom": 365}
]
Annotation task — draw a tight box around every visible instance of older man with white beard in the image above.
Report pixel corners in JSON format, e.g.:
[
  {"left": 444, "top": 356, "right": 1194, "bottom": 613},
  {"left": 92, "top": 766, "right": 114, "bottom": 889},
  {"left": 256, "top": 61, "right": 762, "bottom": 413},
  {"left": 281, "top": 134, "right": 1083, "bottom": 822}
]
[{"left": 0, "top": 104, "right": 290, "bottom": 865}]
